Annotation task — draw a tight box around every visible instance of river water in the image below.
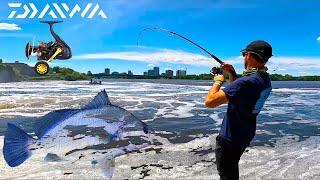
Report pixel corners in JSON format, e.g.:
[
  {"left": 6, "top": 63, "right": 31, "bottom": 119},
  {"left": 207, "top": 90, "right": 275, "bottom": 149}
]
[{"left": 0, "top": 80, "right": 319, "bottom": 179}]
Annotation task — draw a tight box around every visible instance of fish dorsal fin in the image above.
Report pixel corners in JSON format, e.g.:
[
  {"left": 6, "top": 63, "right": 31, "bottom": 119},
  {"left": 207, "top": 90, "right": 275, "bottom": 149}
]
[
  {"left": 84, "top": 90, "right": 111, "bottom": 109},
  {"left": 34, "top": 109, "right": 79, "bottom": 138}
]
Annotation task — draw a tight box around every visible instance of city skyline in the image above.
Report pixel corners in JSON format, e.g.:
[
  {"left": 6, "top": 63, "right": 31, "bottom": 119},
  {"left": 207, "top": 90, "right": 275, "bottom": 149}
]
[{"left": 101, "top": 66, "right": 186, "bottom": 78}]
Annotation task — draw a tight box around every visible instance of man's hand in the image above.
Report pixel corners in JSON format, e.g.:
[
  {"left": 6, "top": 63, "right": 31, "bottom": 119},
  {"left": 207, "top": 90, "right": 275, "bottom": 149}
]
[
  {"left": 205, "top": 74, "right": 228, "bottom": 108},
  {"left": 221, "top": 63, "right": 235, "bottom": 74},
  {"left": 221, "top": 63, "right": 237, "bottom": 82},
  {"left": 214, "top": 74, "right": 225, "bottom": 82}
]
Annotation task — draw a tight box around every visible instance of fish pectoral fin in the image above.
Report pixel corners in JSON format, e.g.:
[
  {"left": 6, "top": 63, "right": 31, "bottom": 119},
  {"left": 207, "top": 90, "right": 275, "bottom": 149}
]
[
  {"left": 98, "top": 155, "right": 115, "bottom": 179},
  {"left": 44, "top": 153, "right": 63, "bottom": 162}
]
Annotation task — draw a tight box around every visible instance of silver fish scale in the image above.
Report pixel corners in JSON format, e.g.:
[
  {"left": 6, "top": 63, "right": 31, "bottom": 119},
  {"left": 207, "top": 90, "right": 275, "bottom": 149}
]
[{"left": 30, "top": 106, "right": 149, "bottom": 159}]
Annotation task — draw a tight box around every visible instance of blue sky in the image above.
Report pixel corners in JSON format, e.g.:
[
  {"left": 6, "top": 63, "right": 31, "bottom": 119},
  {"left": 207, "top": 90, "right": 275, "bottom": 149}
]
[{"left": 0, "top": 0, "right": 320, "bottom": 75}]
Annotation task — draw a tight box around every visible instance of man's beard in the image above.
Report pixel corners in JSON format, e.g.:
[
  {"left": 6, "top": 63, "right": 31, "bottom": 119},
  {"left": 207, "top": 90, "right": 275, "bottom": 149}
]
[{"left": 244, "top": 60, "right": 248, "bottom": 69}]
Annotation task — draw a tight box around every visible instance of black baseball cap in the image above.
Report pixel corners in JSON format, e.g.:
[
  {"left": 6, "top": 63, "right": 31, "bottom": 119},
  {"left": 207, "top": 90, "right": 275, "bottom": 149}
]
[{"left": 241, "top": 40, "right": 273, "bottom": 63}]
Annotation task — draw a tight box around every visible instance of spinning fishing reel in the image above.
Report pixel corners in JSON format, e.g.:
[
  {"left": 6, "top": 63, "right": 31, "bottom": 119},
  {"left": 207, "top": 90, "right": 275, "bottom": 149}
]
[{"left": 210, "top": 66, "right": 223, "bottom": 75}]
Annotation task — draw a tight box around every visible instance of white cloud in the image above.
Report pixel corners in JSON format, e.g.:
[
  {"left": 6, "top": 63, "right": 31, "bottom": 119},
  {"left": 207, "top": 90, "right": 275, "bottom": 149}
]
[
  {"left": 226, "top": 56, "right": 320, "bottom": 75},
  {"left": 73, "top": 49, "right": 217, "bottom": 67},
  {"left": 269, "top": 56, "right": 320, "bottom": 69},
  {"left": 317, "top": 36, "right": 320, "bottom": 41},
  {"left": 211, "top": 56, "right": 320, "bottom": 75},
  {"left": 0, "top": 23, "right": 21, "bottom": 31},
  {"left": 73, "top": 48, "right": 320, "bottom": 75}
]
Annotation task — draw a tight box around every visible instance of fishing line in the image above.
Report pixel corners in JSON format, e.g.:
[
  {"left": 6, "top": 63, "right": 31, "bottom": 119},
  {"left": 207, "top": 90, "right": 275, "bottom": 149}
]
[
  {"left": 137, "top": 27, "right": 224, "bottom": 65},
  {"left": 137, "top": 28, "right": 285, "bottom": 75}
]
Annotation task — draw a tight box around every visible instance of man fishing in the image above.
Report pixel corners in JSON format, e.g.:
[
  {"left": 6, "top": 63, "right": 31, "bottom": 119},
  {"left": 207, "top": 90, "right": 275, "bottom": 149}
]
[{"left": 205, "top": 40, "right": 273, "bottom": 180}]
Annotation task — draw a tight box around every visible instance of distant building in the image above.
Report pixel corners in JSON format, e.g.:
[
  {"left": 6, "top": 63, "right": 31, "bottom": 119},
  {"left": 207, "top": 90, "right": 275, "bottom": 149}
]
[
  {"left": 0, "top": 59, "right": 3, "bottom": 63},
  {"left": 148, "top": 69, "right": 154, "bottom": 76},
  {"left": 165, "top": 70, "right": 174, "bottom": 79},
  {"left": 111, "top": 72, "right": 119, "bottom": 75},
  {"left": 176, "top": 70, "right": 187, "bottom": 78},
  {"left": 128, "top": 70, "right": 133, "bottom": 76},
  {"left": 143, "top": 72, "right": 148, "bottom": 76},
  {"left": 153, "top": 67, "right": 160, "bottom": 76},
  {"left": 146, "top": 67, "right": 160, "bottom": 76},
  {"left": 104, "top": 68, "right": 110, "bottom": 75}
]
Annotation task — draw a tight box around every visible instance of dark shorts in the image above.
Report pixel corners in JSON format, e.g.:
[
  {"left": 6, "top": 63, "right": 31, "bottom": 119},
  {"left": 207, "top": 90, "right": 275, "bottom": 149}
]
[{"left": 215, "top": 136, "right": 249, "bottom": 180}]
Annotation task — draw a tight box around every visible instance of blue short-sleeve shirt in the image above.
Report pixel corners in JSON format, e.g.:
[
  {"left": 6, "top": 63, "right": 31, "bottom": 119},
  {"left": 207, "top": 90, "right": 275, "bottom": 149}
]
[{"left": 220, "top": 72, "right": 272, "bottom": 145}]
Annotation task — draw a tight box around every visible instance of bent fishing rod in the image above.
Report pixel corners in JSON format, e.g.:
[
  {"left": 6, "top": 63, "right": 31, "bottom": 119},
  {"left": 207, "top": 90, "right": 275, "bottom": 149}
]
[
  {"left": 137, "top": 27, "right": 224, "bottom": 65},
  {"left": 137, "top": 28, "right": 281, "bottom": 74}
]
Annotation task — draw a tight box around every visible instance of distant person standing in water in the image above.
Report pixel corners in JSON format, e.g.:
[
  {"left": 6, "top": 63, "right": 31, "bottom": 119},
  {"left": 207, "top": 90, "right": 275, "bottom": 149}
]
[{"left": 205, "top": 40, "right": 273, "bottom": 180}]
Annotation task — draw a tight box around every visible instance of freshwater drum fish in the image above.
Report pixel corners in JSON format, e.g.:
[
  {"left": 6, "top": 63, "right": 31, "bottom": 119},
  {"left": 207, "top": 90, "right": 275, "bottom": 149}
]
[{"left": 3, "top": 90, "right": 150, "bottom": 178}]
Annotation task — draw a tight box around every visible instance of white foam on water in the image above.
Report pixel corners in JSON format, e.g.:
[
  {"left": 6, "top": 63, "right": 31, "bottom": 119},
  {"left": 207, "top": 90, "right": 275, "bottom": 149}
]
[
  {"left": 272, "top": 88, "right": 320, "bottom": 94},
  {"left": 260, "top": 106, "right": 292, "bottom": 115},
  {"left": 262, "top": 121, "right": 285, "bottom": 125},
  {"left": 287, "top": 94, "right": 320, "bottom": 106},
  {"left": 241, "top": 136, "right": 320, "bottom": 179},
  {"left": 2, "top": 135, "right": 320, "bottom": 179},
  {"left": 256, "top": 129, "right": 277, "bottom": 136},
  {"left": 3, "top": 81, "right": 318, "bottom": 122},
  {"left": 1, "top": 81, "right": 320, "bottom": 178},
  {"left": 152, "top": 99, "right": 196, "bottom": 119},
  {"left": 209, "top": 113, "right": 223, "bottom": 125},
  {"left": 154, "top": 131, "right": 174, "bottom": 135},
  {"left": 145, "top": 90, "right": 207, "bottom": 97}
]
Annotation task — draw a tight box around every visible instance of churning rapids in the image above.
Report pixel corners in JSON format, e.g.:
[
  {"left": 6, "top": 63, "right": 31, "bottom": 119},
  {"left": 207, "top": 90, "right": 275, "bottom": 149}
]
[{"left": 0, "top": 80, "right": 320, "bottom": 179}]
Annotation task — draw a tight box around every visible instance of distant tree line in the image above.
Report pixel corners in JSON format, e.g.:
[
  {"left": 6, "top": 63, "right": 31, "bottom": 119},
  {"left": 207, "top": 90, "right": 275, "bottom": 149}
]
[
  {"left": 51, "top": 67, "right": 89, "bottom": 81},
  {"left": 30, "top": 66, "right": 320, "bottom": 81},
  {"left": 270, "top": 74, "right": 320, "bottom": 81},
  {"left": 177, "top": 74, "right": 214, "bottom": 80},
  {"left": 176, "top": 73, "right": 320, "bottom": 81}
]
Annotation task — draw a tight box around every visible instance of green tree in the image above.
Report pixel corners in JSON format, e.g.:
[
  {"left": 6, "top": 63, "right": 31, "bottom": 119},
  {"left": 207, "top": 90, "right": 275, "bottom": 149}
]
[{"left": 52, "top": 66, "right": 61, "bottom": 73}]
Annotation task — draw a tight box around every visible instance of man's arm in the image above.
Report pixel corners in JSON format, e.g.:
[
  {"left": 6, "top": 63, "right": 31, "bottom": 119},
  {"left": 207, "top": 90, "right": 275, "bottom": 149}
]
[{"left": 205, "top": 75, "right": 228, "bottom": 108}]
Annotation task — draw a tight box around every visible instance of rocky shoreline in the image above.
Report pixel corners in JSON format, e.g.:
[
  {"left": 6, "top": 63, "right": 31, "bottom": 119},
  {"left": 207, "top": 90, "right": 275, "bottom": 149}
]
[
  {"left": 0, "top": 64, "right": 21, "bottom": 83},
  {"left": 0, "top": 63, "right": 38, "bottom": 83}
]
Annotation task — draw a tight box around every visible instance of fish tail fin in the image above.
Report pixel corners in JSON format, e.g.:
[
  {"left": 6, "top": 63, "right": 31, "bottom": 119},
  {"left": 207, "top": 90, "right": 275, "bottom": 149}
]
[{"left": 3, "top": 123, "right": 35, "bottom": 167}]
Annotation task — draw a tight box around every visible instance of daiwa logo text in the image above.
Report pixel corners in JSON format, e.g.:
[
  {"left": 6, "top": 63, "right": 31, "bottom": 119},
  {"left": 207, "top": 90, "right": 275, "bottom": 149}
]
[{"left": 8, "top": 3, "right": 107, "bottom": 19}]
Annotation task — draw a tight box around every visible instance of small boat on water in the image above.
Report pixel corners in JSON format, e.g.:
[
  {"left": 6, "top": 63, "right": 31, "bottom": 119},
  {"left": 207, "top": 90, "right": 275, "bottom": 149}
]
[{"left": 89, "top": 78, "right": 102, "bottom": 85}]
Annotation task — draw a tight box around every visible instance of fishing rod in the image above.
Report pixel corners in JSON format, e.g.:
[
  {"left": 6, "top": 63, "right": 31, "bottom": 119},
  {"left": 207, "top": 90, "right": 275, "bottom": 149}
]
[
  {"left": 137, "top": 27, "right": 224, "bottom": 65},
  {"left": 137, "top": 28, "right": 282, "bottom": 75}
]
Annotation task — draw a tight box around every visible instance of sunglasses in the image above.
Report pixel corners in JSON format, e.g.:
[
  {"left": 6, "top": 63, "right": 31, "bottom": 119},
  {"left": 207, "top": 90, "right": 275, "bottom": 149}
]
[{"left": 242, "top": 51, "right": 264, "bottom": 61}]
